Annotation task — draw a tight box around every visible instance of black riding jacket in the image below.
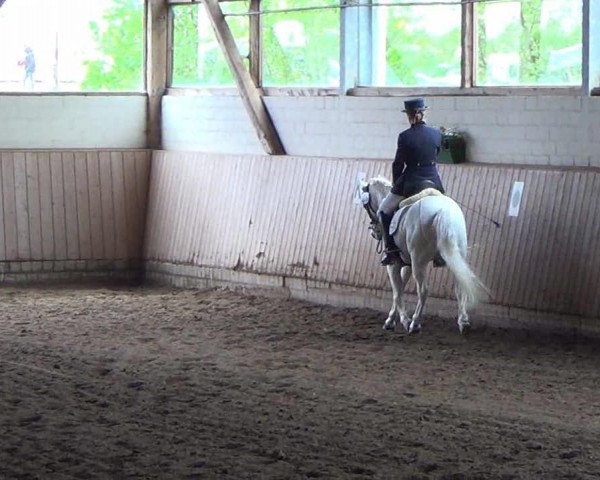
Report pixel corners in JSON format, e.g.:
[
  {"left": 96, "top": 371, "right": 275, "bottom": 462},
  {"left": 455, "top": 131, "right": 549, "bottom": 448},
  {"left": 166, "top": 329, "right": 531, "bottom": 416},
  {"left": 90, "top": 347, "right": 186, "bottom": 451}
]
[{"left": 391, "top": 122, "right": 445, "bottom": 196}]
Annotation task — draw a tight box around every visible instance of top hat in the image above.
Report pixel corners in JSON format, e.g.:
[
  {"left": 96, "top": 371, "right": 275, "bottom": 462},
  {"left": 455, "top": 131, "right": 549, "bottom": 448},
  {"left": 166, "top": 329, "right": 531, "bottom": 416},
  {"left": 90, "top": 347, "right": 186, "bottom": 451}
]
[{"left": 402, "top": 98, "right": 428, "bottom": 113}]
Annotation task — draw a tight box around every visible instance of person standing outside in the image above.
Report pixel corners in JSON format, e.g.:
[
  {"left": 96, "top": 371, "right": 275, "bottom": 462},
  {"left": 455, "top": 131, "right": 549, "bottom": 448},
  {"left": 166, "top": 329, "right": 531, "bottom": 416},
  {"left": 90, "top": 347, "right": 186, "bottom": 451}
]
[{"left": 19, "top": 46, "right": 36, "bottom": 90}]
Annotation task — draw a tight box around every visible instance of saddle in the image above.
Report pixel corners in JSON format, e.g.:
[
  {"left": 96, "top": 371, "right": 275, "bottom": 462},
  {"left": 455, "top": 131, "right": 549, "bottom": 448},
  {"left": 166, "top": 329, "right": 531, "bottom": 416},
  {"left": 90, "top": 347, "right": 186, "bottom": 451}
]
[
  {"left": 389, "top": 187, "right": 446, "bottom": 268},
  {"left": 389, "top": 187, "right": 443, "bottom": 235},
  {"left": 398, "top": 187, "right": 443, "bottom": 210}
]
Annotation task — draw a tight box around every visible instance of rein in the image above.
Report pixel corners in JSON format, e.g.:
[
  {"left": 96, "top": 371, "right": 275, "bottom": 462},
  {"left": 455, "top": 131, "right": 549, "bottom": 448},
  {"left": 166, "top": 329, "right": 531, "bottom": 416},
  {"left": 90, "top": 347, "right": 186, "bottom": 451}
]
[{"left": 360, "top": 184, "right": 383, "bottom": 253}]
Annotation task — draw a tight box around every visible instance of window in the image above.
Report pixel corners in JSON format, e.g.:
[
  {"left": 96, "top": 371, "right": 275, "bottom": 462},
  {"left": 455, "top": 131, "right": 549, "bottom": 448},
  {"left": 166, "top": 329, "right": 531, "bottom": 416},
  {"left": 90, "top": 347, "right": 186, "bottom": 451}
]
[
  {"left": 0, "top": 0, "right": 145, "bottom": 92},
  {"left": 371, "top": 0, "right": 461, "bottom": 87},
  {"left": 476, "top": 0, "right": 582, "bottom": 86},
  {"left": 262, "top": 0, "right": 340, "bottom": 87},
  {"left": 165, "top": 0, "right": 585, "bottom": 92},
  {"left": 171, "top": 2, "right": 249, "bottom": 87}
]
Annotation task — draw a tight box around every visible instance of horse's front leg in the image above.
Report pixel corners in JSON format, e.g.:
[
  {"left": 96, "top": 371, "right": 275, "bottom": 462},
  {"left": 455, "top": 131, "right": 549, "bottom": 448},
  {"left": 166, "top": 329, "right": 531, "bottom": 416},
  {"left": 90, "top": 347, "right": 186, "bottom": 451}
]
[
  {"left": 409, "top": 261, "right": 428, "bottom": 334},
  {"left": 383, "top": 264, "right": 411, "bottom": 332}
]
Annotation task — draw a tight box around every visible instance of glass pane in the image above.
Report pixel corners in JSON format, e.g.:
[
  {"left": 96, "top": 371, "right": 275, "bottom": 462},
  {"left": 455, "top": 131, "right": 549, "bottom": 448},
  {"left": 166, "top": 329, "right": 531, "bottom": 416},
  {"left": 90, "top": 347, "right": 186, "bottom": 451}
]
[
  {"left": 0, "top": 0, "right": 144, "bottom": 92},
  {"left": 372, "top": 0, "right": 461, "bottom": 87},
  {"left": 171, "top": 2, "right": 249, "bottom": 87},
  {"left": 476, "top": 0, "right": 582, "bottom": 86},
  {"left": 262, "top": 0, "right": 340, "bottom": 87}
]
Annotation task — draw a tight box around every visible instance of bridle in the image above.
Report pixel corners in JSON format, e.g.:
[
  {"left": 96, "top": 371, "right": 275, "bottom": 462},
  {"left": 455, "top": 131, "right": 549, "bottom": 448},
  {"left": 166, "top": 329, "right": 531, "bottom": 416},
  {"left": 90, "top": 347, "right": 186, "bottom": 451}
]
[{"left": 360, "top": 183, "right": 383, "bottom": 253}]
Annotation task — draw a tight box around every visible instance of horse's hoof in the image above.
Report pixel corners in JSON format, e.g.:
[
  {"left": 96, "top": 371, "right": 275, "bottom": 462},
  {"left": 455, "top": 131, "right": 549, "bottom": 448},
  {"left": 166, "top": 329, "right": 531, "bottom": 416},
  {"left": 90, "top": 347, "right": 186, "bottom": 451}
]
[
  {"left": 383, "top": 322, "right": 395, "bottom": 332},
  {"left": 459, "top": 323, "right": 471, "bottom": 335},
  {"left": 408, "top": 324, "right": 422, "bottom": 335}
]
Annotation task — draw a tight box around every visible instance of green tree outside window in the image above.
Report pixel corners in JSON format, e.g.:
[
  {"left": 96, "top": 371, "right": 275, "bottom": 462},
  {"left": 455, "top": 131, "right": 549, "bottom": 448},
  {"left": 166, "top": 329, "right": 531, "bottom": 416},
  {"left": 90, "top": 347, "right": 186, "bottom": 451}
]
[
  {"left": 476, "top": 0, "right": 582, "bottom": 86},
  {"left": 81, "top": 0, "right": 144, "bottom": 91}
]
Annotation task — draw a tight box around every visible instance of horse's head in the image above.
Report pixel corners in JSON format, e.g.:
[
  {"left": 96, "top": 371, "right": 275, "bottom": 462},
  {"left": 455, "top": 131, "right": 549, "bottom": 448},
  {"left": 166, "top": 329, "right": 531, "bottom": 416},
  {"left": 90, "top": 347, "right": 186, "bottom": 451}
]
[
  {"left": 359, "top": 176, "right": 391, "bottom": 241},
  {"left": 360, "top": 176, "right": 391, "bottom": 213}
]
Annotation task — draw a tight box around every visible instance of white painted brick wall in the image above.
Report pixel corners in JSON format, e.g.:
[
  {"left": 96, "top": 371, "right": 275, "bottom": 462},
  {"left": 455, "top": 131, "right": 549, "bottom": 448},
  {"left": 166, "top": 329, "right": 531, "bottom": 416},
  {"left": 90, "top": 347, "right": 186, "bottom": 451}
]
[
  {"left": 162, "top": 96, "right": 264, "bottom": 154},
  {"left": 0, "top": 95, "right": 147, "bottom": 148},
  {"left": 588, "top": 98, "right": 600, "bottom": 112},
  {"left": 1, "top": 91, "right": 597, "bottom": 168},
  {"left": 162, "top": 94, "right": 600, "bottom": 167}
]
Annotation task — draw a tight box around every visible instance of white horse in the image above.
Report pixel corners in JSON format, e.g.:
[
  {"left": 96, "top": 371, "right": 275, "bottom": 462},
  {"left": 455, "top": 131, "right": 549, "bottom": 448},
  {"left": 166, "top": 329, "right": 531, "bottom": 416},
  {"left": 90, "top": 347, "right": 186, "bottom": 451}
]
[{"left": 360, "top": 176, "right": 489, "bottom": 334}]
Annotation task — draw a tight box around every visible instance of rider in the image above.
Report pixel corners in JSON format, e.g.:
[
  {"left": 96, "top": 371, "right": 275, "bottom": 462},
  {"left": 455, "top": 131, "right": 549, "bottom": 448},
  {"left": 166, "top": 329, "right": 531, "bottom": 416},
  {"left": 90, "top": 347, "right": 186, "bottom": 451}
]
[{"left": 377, "top": 98, "right": 445, "bottom": 266}]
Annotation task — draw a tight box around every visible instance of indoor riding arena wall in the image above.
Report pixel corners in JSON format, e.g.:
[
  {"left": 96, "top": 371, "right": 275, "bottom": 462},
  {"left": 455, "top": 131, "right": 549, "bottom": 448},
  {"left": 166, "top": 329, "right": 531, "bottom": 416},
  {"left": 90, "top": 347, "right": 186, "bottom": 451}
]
[
  {"left": 0, "top": 149, "right": 151, "bottom": 282},
  {"left": 163, "top": 95, "right": 600, "bottom": 168},
  {"left": 0, "top": 95, "right": 151, "bottom": 282},
  {"left": 144, "top": 151, "right": 600, "bottom": 337}
]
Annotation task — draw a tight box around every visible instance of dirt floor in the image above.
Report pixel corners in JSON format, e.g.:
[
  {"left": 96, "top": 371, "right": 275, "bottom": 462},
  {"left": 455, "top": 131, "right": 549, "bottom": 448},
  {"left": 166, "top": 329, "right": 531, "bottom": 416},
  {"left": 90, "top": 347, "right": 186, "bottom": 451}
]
[{"left": 1, "top": 285, "right": 599, "bottom": 480}]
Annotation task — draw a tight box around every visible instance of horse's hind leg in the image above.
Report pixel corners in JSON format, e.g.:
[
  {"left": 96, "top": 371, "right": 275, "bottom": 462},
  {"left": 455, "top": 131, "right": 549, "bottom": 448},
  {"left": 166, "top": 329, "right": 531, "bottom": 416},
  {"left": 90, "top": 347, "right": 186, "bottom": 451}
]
[
  {"left": 384, "top": 264, "right": 410, "bottom": 331},
  {"left": 456, "top": 285, "right": 470, "bottom": 334},
  {"left": 409, "top": 261, "right": 428, "bottom": 334}
]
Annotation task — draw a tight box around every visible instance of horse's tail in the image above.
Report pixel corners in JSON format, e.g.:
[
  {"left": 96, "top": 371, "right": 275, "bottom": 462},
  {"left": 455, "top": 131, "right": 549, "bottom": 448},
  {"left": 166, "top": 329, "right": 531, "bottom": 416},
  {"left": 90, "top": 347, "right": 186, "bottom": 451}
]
[{"left": 433, "top": 210, "right": 490, "bottom": 309}]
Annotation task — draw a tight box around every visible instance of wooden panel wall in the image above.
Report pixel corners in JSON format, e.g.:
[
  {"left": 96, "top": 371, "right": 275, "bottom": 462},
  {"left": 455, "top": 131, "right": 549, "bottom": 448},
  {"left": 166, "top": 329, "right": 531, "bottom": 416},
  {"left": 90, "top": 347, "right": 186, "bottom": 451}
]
[
  {"left": 145, "top": 151, "right": 600, "bottom": 320},
  {"left": 0, "top": 150, "right": 151, "bottom": 264}
]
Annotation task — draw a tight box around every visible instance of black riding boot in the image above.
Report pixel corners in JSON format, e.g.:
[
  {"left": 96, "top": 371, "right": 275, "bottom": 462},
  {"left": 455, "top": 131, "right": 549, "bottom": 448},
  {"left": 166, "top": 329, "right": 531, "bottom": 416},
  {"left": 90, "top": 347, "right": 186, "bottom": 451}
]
[{"left": 378, "top": 212, "right": 401, "bottom": 266}]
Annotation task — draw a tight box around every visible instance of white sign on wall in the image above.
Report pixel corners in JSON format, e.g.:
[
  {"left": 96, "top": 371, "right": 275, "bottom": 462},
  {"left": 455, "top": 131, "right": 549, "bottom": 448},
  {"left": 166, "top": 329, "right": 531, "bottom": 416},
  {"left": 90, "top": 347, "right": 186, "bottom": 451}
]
[
  {"left": 508, "top": 181, "right": 525, "bottom": 217},
  {"left": 353, "top": 171, "right": 367, "bottom": 204}
]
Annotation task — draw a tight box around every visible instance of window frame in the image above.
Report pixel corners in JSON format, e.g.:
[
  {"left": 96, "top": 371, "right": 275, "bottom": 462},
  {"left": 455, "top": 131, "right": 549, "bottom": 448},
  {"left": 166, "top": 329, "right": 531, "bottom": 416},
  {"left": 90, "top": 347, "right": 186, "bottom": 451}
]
[
  {"left": 165, "top": 0, "right": 591, "bottom": 97},
  {"left": 352, "top": 0, "right": 586, "bottom": 95}
]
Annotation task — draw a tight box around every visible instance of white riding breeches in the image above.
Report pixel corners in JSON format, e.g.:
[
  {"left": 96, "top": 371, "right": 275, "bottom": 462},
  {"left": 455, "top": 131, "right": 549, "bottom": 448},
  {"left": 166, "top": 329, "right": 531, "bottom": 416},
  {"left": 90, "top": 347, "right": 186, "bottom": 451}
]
[{"left": 378, "top": 192, "right": 404, "bottom": 216}]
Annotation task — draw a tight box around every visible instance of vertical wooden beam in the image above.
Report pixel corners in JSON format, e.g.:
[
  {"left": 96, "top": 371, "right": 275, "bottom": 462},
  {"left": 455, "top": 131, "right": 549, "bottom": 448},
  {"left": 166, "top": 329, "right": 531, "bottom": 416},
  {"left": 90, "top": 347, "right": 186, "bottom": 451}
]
[
  {"left": 203, "top": 0, "right": 285, "bottom": 155},
  {"left": 588, "top": 0, "right": 600, "bottom": 94},
  {"left": 371, "top": 3, "right": 386, "bottom": 85},
  {"left": 581, "top": 0, "right": 592, "bottom": 96},
  {"left": 340, "top": 0, "right": 359, "bottom": 93},
  {"left": 586, "top": 0, "right": 600, "bottom": 95},
  {"left": 249, "top": 0, "right": 262, "bottom": 87},
  {"left": 146, "top": 0, "right": 169, "bottom": 149},
  {"left": 358, "top": 0, "right": 373, "bottom": 87},
  {"left": 593, "top": 1, "right": 600, "bottom": 94},
  {"left": 461, "top": 0, "right": 474, "bottom": 88}
]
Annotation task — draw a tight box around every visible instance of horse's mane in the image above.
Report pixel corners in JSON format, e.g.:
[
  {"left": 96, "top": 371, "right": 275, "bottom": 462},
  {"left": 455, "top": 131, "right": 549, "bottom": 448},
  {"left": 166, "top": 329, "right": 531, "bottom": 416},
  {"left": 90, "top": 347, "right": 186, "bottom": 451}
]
[{"left": 370, "top": 176, "right": 392, "bottom": 188}]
